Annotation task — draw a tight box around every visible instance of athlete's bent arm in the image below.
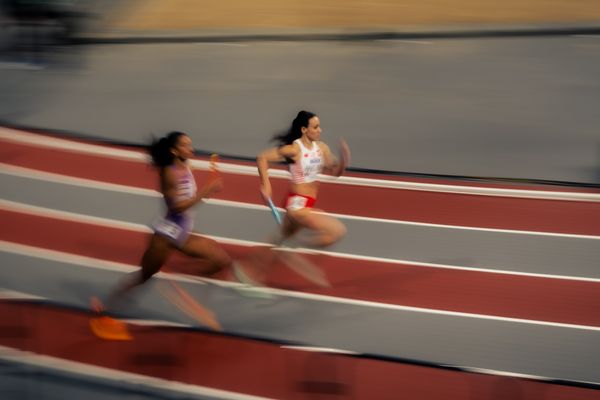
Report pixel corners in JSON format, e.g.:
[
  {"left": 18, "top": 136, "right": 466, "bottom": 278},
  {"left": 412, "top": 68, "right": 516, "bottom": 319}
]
[
  {"left": 257, "top": 144, "right": 298, "bottom": 200},
  {"left": 321, "top": 139, "right": 350, "bottom": 177},
  {"left": 161, "top": 168, "right": 222, "bottom": 214}
]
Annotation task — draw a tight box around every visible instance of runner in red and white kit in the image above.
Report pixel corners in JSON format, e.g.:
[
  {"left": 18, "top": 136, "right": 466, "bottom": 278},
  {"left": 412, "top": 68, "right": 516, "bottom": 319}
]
[
  {"left": 234, "top": 111, "right": 350, "bottom": 286},
  {"left": 259, "top": 110, "right": 350, "bottom": 247},
  {"left": 229, "top": 111, "right": 350, "bottom": 286}
]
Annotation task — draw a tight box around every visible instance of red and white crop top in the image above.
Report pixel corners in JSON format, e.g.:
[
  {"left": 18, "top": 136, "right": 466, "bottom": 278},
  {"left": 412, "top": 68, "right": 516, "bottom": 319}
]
[{"left": 288, "top": 139, "right": 324, "bottom": 184}]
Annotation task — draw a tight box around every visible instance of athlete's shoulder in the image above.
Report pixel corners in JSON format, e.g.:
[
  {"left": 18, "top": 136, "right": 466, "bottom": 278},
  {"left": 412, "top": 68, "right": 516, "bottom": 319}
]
[
  {"left": 159, "top": 165, "right": 175, "bottom": 182},
  {"left": 279, "top": 142, "right": 301, "bottom": 157},
  {"left": 315, "top": 141, "right": 331, "bottom": 153}
]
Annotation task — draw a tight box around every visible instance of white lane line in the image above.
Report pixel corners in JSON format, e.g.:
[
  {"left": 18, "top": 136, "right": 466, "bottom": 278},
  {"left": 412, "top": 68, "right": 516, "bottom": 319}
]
[
  {"left": 322, "top": 209, "right": 600, "bottom": 240},
  {"left": 313, "top": 248, "right": 600, "bottom": 283},
  {"left": 2, "top": 127, "right": 599, "bottom": 201},
  {"left": 0, "top": 288, "right": 45, "bottom": 301},
  {"left": 2, "top": 240, "right": 600, "bottom": 331},
  {"left": 2, "top": 198, "right": 600, "bottom": 283},
  {"left": 0, "top": 345, "right": 275, "bottom": 400},
  {"left": 281, "top": 346, "right": 359, "bottom": 355},
  {"left": 284, "top": 341, "right": 600, "bottom": 387},
  {"left": 0, "top": 288, "right": 202, "bottom": 328},
  {"left": 2, "top": 295, "right": 598, "bottom": 389},
  {"left": 2, "top": 311, "right": 598, "bottom": 390},
  {"left": 3, "top": 163, "right": 599, "bottom": 240},
  {"left": 1, "top": 162, "right": 161, "bottom": 197},
  {"left": 0, "top": 235, "right": 226, "bottom": 286},
  {"left": 451, "top": 365, "right": 599, "bottom": 388},
  {"left": 119, "top": 319, "right": 191, "bottom": 328},
  {"left": 0, "top": 127, "right": 149, "bottom": 162},
  {"left": 0, "top": 198, "right": 156, "bottom": 233}
]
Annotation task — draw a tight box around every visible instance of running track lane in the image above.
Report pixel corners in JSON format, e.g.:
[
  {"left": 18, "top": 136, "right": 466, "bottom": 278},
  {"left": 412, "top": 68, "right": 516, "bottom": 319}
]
[
  {"left": 2, "top": 208, "right": 599, "bottom": 328},
  {"left": 0, "top": 301, "right": 597, "bottom": 400},
  {"left": 2, "top": 135, "right": 600, "bottom": 236},
  {"left": 10, "top": 127, "right": 600, "bottom": 192}
]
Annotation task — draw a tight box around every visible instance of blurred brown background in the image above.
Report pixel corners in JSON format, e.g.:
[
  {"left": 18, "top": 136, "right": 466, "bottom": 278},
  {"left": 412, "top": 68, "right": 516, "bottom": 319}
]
[{"left": 109, "top": 0, "right": 600, "bottom": 31}]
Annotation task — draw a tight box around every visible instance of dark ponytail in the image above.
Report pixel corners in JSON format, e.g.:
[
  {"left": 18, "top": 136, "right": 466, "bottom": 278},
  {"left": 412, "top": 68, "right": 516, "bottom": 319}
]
[
  {"left": 271, "top": 110, "right": 316, "bottom": 146},
  {"left": 149, "top": 131, "right": 185, "bottom": 168}
]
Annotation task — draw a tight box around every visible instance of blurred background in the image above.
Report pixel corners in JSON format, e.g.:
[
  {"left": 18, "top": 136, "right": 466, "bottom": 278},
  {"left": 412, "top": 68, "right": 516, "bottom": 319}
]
[
  {"left": 1, "top": 0, "right": 599, "bottom": 183},
  {"left": 1, "top": 2, "right": 600, "bottom": 400}
]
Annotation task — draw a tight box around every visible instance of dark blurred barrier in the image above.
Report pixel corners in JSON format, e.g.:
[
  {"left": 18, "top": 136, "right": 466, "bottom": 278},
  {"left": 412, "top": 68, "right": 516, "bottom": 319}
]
[
  {"left": 2, "top": 0, "right": 89, "bottom": 41},
  {"left": 0, "top": 0, "right": 92, "bottom": 67}
]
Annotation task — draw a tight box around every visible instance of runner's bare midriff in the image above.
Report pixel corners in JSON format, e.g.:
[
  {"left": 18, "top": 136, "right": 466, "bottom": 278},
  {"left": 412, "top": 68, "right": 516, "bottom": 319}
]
[{"left": 290, "top": 181, "right": 319, "bottom": 199}]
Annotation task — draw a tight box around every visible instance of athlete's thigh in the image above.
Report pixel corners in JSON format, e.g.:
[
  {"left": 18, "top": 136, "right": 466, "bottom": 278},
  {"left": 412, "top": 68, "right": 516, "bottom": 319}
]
[
  {"left": 282, "top": 213, "right": 302, "bottom": 237},
  {"left": 285, "top": 207, "right": 312, "bottom": 226},
  {"left": 300, "top": 211, "right": 344, "bottom": 233},
  {"left": 141, "top": 234, "right": 174, "bottom": 274},
  {"left": 179, "top": 234, "right": 229, "bottom": 263}
]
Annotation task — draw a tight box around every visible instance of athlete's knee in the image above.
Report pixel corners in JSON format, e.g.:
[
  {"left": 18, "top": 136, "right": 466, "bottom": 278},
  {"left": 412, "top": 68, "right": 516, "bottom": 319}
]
[
  {"left": 330, "top": 219, "right": 347, "bottom": 241},
  {"left": 320, "top": 220, "right": 346, "bottom": 247}
]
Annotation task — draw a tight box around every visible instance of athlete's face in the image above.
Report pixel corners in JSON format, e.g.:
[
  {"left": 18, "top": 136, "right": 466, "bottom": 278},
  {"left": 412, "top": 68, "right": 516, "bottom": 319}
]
[
  {"left": 173, "top": 134, "right": 194, "bottom": 161},
  {"left": 303, "top": 116, "right": 321, "bottom": 142}
]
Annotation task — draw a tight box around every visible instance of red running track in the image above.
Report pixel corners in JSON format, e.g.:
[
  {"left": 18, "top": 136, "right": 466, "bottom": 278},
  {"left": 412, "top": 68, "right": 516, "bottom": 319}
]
[
  {"left": 2, "top": 137, "right": 600, "bottom": 236},
  {"left": 2, "top": 129, "right": 600, "bottom": 398},
  {"left": 3, "top": 208, "right": 599, "bottom": 328},
  {"left": 0, "top": 301, "right": 597, "bottom": 400}
]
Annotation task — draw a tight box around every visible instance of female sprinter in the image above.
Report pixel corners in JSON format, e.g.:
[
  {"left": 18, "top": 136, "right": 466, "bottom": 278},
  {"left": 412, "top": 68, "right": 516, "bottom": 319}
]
[
  {"left": 261, "top": 110, "right": 350, "bottom": 246},
  {"left": 91, "top": 131, "right": 231, "bottom": 339},
  {"left": 234, "top": 110, "right": 350, "bottom": 285}
]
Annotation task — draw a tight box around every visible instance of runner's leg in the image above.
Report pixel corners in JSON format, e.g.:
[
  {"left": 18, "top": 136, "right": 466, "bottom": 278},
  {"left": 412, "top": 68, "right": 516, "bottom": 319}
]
[
  {"left": 104, "top": 233, "right": 172, "bottom": 310},
  {"left": 287, "top": 209, "right": 346, "bottom": 248},
  {"left": 178, "top": 235, "right": 232, "bottom": 275},
  {"left": 164, "top": 234, "right": 227, "bottom": 330}
]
